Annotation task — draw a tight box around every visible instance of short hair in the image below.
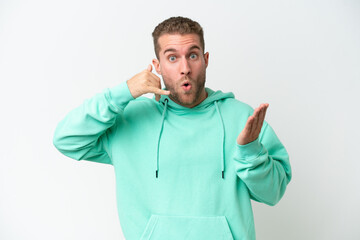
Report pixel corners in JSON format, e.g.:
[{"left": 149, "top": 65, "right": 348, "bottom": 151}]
[{"left": 152, "top": 16, "right": 205, "bottom": 59}]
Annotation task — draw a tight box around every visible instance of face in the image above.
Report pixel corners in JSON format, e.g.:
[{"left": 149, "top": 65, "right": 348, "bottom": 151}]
[{"left": 152, "top": 33, "right": 209, "bottom": 108}]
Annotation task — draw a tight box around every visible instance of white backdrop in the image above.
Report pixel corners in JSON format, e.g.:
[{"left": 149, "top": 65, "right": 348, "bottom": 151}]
[{"left": 1, "top": 0, "right": 359, "bottom": 239}]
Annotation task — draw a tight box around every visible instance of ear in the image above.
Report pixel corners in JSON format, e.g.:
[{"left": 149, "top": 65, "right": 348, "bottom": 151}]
[
  {"left": 152, "top": 58, "right": 161, "bottom": 75},
  {"left": 204, "top": 52, "right": 209, "bottom": 68}
]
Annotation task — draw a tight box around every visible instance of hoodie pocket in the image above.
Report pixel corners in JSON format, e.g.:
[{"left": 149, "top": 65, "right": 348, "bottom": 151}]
[{"left": 140, "top": 215, "right": 234, "bottom": 240}]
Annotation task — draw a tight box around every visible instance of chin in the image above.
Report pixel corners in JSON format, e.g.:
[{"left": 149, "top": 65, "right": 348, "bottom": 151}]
[
  {"left": 169, "top": 94, "right": 194, "bottom": 107},
  {"left": 180, "top": 96, "right": 199, "bottom": 107}
]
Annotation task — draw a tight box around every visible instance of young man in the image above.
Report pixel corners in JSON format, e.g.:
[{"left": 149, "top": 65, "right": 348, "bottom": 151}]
[{"left": 53, "top": 16, "right": 291, "bottom": 240}]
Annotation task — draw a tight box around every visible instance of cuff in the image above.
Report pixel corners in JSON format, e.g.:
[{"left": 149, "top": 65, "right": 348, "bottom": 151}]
[
  {"left": 235, "top": 138, "right": 263, "bottom": 160},
  {"left": 105, "top": 81, "right": 135, "bottom": 112}
]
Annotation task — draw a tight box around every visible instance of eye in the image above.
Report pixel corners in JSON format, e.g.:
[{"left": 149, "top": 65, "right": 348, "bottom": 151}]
[
  {"left": 169, "top": 56, "right": 176, "bottom": 62},
  {"left": 190, "top": 53, "right": 198, "bottom": 59}
]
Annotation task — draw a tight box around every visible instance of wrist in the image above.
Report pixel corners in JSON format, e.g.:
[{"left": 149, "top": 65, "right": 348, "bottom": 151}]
[
  {"left": 235, "top": 138, "right": 263, "bottom": 160},
  {"left": 106, "top": 81, "right": 135, "bottom": 112},
  {"left": 126, "top": 79, "right": 141, "bottom": 99},
  {"left": 237, "top": 136, "right": 256, "bottom": 145}
]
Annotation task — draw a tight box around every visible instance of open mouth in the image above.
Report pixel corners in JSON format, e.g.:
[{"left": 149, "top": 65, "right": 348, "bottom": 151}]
[{"left": 182, "top": 82, "right": 192, "bottom": 91}]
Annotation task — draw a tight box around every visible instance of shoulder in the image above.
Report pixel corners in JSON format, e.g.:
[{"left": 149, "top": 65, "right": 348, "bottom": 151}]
[
  {"left": 220, "top": 97, "right": 254, "bottom": 114},
  {"left": 206, "top": 87, "right": 254, "bottom": 113}
]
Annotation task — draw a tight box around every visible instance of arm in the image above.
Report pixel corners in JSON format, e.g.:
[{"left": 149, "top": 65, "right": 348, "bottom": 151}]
[
  {"left": 53, "top": 81, "right": 133, "bottom": 164},
  {"left": 53, "top": 64, "right": 170, "bottom": 164},
  {"left": 234, "top": 104, "right": 292, "bottom": 205}
]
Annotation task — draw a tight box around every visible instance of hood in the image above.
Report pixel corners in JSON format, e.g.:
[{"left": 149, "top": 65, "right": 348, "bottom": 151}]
[{"left": 154, "top": 87, "right": 235, "bottom": 179}]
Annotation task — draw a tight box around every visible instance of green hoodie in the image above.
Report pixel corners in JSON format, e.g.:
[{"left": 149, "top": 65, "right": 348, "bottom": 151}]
[{"left": 53, "top": 81, "right": 291, "bottom": 240}]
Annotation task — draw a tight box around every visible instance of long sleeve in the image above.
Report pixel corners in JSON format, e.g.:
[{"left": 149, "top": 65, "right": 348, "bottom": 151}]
[
  {"left": 53, "top": 81, "right": 134, "bottom": 164},
  {"left": 233, "top": 122, "right": 292, "bottom": 206}
]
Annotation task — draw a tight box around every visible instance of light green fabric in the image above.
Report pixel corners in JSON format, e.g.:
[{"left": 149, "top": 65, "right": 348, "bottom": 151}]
[{"left": 53, "top": 81, "right": 292, "bottom": 240}]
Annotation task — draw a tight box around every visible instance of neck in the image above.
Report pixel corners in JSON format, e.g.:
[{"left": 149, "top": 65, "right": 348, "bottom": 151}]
[{"left": 186, "top": 89, "right": 208, "bottom": 108}]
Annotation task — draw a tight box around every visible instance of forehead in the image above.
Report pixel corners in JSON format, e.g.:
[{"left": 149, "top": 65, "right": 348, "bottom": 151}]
[{"left": 158, "top": 33, "right": 201, "bottom": 54}]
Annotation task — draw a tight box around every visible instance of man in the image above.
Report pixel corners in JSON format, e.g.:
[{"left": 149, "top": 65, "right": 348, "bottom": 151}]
[{"left": 53, "top": 16, "right": 291, "bottom": 240}]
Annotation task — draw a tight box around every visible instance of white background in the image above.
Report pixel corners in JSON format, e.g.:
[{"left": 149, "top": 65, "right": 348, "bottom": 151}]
[{"left": 1, "top": 0, "right": 359, "bottom": 239}]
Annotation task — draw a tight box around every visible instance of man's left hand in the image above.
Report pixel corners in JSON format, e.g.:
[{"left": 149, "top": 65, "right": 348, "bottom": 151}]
[{"left": 237, "top": 103, "right": 269, "bottom": 145}]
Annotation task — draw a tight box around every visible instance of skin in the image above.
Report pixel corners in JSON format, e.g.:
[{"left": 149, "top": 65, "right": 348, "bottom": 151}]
[
  {"left": 152, "top": 33, "right": 209, "bottom": 108},
  {"left": 126, "top": 33, "right": 269, "bottom": 145},
  {"left": 236, "top": 103, "right": 269, "bottom": 145}
]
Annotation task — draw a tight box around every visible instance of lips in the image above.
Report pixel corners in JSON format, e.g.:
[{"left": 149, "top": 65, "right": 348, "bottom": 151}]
[{"left": 181, "top": 80, "right": 192, "bottom": 91}]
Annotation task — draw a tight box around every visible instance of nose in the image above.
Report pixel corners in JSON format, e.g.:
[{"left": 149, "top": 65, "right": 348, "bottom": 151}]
[{"left": 180, "top": 58, "right": 191, "bottom": 76}]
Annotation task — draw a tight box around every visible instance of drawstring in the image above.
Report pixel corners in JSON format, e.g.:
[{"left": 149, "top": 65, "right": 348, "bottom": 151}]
[
  {"left": 215, "top": 101, "right": 225, "bottom": 179},
  {"left": 155, "top": 99, "right": 225, "bottom": 179},
  {"left": 156, "top": 98, "right": 168, "bottom": 178}
]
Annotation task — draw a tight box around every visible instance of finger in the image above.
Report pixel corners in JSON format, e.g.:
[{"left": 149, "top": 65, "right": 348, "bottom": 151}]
[
  {"left": 254, "top": 104, "right": 265, "bottom": 127},
  {"left": 258, "top": 103, "right": 269, "bottom": 128},
  {"left": 147, "top": 71, "right": 164, "bottom": 87},
  {"left": 244, "top": 116, "right": 255, "bottom": 135},
  {"left": 149, "top": 87, "right": 171, "bottom": 96},
  {"left": 237, "top": 116, "right": 255, "bottom": 145},
  {"left": 151, "top": 75, "right": 168, "bottom": 102},
  {"left": 154, "top": 90, "right": 170, "bottom": 102},
  {"left": 251, "top": 106, "right": 262, "bottom": 133},
  {"left": 154, "top": 77, "right": 161, "bottom": 102},
  {"left": 253, "top": 104, "right": 268, "bottom": 134},
  {"left": 147, "top": 64, "right": 152, "bottom": 72}
]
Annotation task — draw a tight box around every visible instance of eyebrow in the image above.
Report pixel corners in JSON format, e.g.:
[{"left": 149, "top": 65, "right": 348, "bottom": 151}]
[{"left": 163, "top": 45, "right": 201, "bottom": 55}]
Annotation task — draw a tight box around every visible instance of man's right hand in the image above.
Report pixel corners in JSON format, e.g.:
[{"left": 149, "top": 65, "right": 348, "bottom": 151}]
[{"left": 127, "top": 64, "right": 171, "bottom": 101}]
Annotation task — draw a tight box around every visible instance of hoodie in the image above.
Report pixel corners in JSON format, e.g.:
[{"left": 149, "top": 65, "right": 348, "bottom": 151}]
[{"left": 53, "top": 81, "right": 292, "bottom": 240}]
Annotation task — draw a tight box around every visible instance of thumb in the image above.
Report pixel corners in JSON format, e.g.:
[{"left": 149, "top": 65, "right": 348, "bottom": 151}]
[{"left": 147, "top": 64, "right": 152, "bottom": 72}]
